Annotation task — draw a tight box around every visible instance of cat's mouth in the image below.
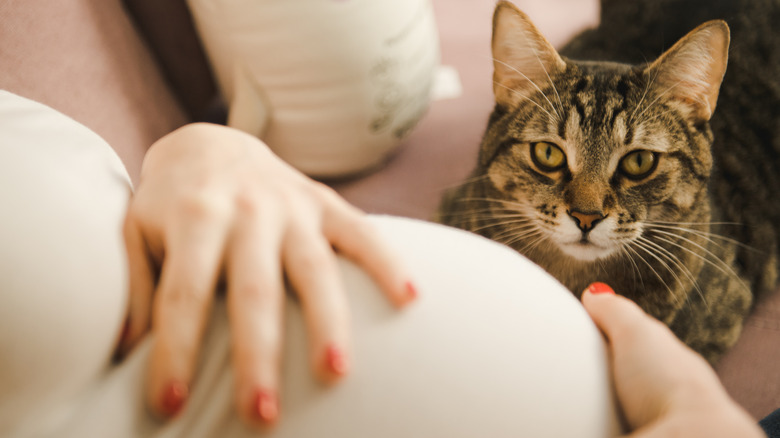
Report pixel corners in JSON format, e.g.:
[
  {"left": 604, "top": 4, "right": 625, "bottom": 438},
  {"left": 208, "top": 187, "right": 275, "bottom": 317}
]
[
  {"left": 572, "top": 238, "right": 602, "bottom": 249},
  {"left": 548, "top": 215, "right": 619, "bottom": 261},
  {"left": 559, "top": 238, "right": 614, "bottom": 262}
]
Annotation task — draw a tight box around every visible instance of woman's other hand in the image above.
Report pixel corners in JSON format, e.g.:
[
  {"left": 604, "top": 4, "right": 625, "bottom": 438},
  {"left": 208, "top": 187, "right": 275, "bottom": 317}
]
[
  {"left": 118, "top": 123, "right": 416, "bottom": 426},
  {"left": 582, "top": 283, "right": 764, "bottom": 438}
]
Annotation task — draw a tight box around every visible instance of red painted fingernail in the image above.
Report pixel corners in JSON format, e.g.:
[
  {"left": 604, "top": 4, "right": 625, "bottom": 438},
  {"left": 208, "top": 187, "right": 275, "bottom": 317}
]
[
  {"left": 161, "top": 380, "right": 189, "bottom": 416},
  {"left": 587, "top": 282, "right": 615, "bottom": 295},
  {"left": 405, "top": 281, "right": 418, "bottom": 300},
  {"left": 255, "top": 390, "right": 279, "bottom": 423},
  {"left": 325, "top": 344, "right": 349, "bottom": 376}
]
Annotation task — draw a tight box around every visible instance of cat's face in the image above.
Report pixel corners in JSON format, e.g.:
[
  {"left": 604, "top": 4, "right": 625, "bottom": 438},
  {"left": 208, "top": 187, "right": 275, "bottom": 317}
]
[
  {"left": 486, "top": 64, "right": 711, "bottom": 262},
  {"left": 483, "top": 2, "right": 728, "bottom": 263}
]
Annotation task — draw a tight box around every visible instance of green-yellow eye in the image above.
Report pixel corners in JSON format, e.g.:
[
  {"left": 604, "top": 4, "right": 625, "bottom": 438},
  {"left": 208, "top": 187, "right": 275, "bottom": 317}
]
[
  {"left": 531, "top": 142, "right": 566, "bottom": 171},
  {"left": 620, "top": 150, "right": 657, "bottom": 179}
]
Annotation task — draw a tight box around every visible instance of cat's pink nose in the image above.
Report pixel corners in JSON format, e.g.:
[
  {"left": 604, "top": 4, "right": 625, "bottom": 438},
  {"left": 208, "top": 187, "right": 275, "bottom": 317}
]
[{"left": 568, "top": 210, "right": 605, "bottom": 233}]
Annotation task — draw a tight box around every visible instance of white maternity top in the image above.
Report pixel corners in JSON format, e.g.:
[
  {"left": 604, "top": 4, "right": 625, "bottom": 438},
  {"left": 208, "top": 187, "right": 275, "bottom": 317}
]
[{"left": 0, "top": 91, "right": 620, "bottom": 438}]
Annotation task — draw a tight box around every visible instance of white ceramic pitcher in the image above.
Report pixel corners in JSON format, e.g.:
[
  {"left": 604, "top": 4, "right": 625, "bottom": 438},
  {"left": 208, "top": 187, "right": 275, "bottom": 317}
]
[{"left": 187, "top": 0, "right": 440, "bottom": 178}]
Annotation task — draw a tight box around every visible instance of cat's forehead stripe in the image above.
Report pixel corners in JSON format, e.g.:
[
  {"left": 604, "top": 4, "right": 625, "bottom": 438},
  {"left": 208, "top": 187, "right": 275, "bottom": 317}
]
[
  {"left": 559, "top": 71, "right": 637, "bottom": 171},
  {"left": 574, "top": 72, "right": 631, "bottom": 135},
  {"left": 562, "top": 107, "right": 582, "bottom": 172}
]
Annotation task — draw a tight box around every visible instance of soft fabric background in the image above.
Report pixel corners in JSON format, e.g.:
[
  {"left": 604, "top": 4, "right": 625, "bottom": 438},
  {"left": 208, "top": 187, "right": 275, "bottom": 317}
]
[{"left": 0, "top": 0, "right": 778, "bottom": 420}]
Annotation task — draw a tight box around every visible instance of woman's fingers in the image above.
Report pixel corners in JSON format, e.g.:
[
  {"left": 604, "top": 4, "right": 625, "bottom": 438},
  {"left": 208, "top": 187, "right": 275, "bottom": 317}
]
[
  {"left": 127, "top": 124, "right": 418, "bottom": 428},
  {"left": 323, "top": 200, "right": 416, "bottom": 308},
  {"left": 118, "top": 214, "right": 155, "bottom": 357},
  {"left": 226, "top": 212, "right": 285, "bottom": 427},
  {"left": 581, "top": 284, "right": 669, "bottom": 347},
  {"left": 582, "top": 284, "right": 711, "bottom": 377},
  {"left": 283, "top": 220, "right": 352, "bottom": 384},
  {"left": 582, "top": 286, "right": 700, "bottom": 427},
  {"left": 580, "top": 284, "right": 762, "bottom": 437},
  {"left": 145, "top": 210, "right": 230, "bottom": 418}
]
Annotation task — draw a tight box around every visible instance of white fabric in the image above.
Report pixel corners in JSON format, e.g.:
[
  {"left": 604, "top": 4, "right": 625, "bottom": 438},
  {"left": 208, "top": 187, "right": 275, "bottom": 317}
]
[
  {"left": 0, "top": 90, "right": 131, "bottom": 437},
  {"left": 186, "top": 0, "right": 440, "bottom": 178},
  {"left": 0, "top": 91, "right": 621, "bottom": 437}
]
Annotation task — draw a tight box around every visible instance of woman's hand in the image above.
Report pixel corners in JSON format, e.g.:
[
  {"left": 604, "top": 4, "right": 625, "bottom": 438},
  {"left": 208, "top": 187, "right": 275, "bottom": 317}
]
[
  {"left": 117, "top": 123, "right": 416, "bottom": 426},
  {"left": 581, "top": 283, "right": 764, "bottom": 438}
]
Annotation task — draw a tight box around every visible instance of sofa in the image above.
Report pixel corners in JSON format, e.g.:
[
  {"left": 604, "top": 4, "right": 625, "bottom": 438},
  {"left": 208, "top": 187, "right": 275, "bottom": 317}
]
[{"left": 1, "top": 0, "right": 778, "bottom": 421}]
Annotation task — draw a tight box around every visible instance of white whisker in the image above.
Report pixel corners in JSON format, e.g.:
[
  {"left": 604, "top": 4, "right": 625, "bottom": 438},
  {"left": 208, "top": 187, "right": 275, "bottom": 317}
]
[
  {"left": 638, "top": 236, "right": 710, "bottom": 312},
  {"left": 650, "top": 233, "right": 750, "bottom": 295},
  {"left": 626, "top": 241, "right": 680, "bottom": 306},
  {"left": 491, "top": 56, "right": 561, "bottom": 121},
  {"left": 619, "top": 245, "right": 645, "bottom": 290},
  {"left": 644, "top": 222, "right": 760, "bottom": 253},
  {"left": 632, "top": 238, "right": 688, "bottom": 307},
  {"left": 633, "top": 79, "right": 685, "bottom": 126},
  {"left": 528, "top": 48, "right": 565, "bottom": 117},
  {"left": 629, "top": 66, "right": 659, "bottom": 124},
  {"left": 438, "top": 174, "right": 491, "bottom": 191},
  {"left": 472, "top": 218, "right": 534, "bottom": 234},
  {"left": 493, "top": 81, "right": 557, "bottom": 122}
]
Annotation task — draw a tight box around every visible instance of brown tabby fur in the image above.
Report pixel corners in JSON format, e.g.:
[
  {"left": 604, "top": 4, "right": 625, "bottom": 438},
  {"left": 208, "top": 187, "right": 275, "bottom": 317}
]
[{"left": 438, "top": 0, "right": 780, "bottom": 363}]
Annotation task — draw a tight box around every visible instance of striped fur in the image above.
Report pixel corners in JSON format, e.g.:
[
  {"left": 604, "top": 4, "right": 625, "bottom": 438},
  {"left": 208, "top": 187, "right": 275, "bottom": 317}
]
[{"left": 438, "top": 0, "right": 780, "bottom": 364}]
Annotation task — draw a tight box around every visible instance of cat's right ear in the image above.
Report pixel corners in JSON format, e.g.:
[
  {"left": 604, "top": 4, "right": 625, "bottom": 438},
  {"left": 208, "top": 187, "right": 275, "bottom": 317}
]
[{"left": 492, "top": 1, "right": 566, "bottom": 108}]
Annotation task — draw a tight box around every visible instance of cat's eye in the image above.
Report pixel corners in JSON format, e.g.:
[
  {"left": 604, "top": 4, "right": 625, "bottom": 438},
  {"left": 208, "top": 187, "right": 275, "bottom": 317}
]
[
  {"left": 531, "top": 142, "right": 566, "bottom": 171},
  {"left": 620, "top": 150, "right": 657, "bottom": 179}
]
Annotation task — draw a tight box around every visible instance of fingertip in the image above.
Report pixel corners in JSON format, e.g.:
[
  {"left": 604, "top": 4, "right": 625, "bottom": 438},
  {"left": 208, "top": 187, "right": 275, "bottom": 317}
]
[
  {"left": 241, "top": 388, "right": 280, "bottom": 428},
  {"left": 161, "top": 380, "right": 190, "bottom": 417},
  {"left": 326, "top": 212, "right": 414, "bottom": 310},
  {"left": 145, "top": 333, "right": 199, "bottom": 420},
  {"left": 581, "top": 282, "right": 617, "bottom": 310},
  {"left": 313, "top": 343, "right": 351, "bottom": 384},
  {"left": 233, "top": 371, "right": 282, "bottom": 428},
  {"left": 404, "top": 280, "right": 419, "bottom": 301},
  {"left": 581, "top": 283, "right": 664, "bottom": 345},
  {"left": 324, "top": 344, "right": 350, "bottom": 377},
  {"left": 309, "top": 328, "right": 353, "bottom": 385},
  {"left": 585, "top": 282, "right": 615, "bottom": 295},
  {"left": 147, "top": 378, "right": 190, "bottom": 419},
  {"left": 389, "top": 280, "right": 420, "bottom": 309},
  {"left": 581, "top": 282, "right": 623, "bottom": 332},
  {"left": 256, "top": 389, "right": 280, "bottom": 425}
]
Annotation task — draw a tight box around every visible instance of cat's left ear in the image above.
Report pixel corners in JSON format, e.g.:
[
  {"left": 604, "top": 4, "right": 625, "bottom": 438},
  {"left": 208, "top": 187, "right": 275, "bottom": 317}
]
[{"left": 644, "top": 20, "right": 730, "bottom": 122}]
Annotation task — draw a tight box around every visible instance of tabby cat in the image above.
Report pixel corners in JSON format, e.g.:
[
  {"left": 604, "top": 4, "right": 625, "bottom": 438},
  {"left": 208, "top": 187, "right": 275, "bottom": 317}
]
[{"left": 438, "top": 0, "right": 780, "bottom": 363}]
